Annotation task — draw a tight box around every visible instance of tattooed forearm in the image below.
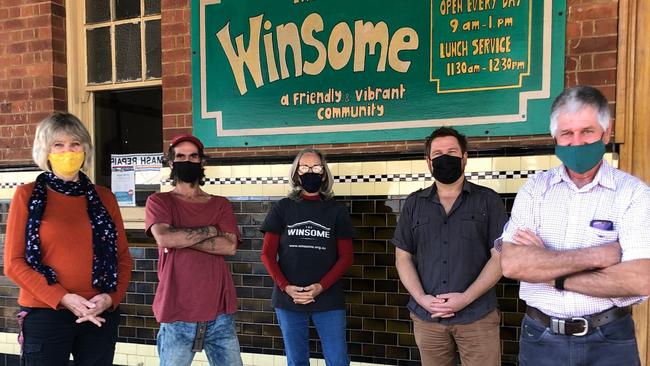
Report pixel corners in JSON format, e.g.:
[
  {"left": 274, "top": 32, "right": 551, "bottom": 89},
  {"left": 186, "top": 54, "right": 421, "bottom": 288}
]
[
  {"left": 190, "top": 233, "right": 237, "bottom": 256},
  {"left": 153, "top": 224, "right": 219, "bottom": 249},
  {"left": 167, "top": 226, "right": 215, "bottom": 242}
]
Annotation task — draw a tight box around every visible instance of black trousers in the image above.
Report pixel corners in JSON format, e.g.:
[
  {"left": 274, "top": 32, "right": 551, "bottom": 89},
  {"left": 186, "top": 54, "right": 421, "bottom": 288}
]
[{"left": 21, "top": 307, "right": 120, "bottom": 366}]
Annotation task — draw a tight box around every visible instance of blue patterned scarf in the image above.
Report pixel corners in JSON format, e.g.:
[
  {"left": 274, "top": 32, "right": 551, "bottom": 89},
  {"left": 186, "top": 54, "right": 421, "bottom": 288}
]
[{"left": 25, "top": 172, "right": 118, "bottom": 293}]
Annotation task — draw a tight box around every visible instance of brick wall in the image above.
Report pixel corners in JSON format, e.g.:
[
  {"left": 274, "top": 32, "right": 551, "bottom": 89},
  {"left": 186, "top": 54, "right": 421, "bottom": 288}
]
[
  {"left": 160, "top": 1, "right": 193, "bottom": 142},
  {"left": 0, "top": 0, "right": 66, "bottom": 165},
  {"left": 565, "top": 1, "right": 618, "bottom": 111}
]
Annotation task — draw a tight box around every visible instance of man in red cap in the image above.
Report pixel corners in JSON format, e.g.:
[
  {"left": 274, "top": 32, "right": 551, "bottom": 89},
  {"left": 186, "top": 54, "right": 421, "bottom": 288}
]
[{"left": 144, "top": 134, "right": 243, "bottom": 366}]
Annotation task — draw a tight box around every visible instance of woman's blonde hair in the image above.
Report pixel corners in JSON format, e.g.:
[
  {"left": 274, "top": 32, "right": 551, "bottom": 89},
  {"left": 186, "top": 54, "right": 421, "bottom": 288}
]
[
  {"left": 288, "top": 148, "right": 335, "bottom": 200},
  {"left": 32, "top": 112, "right": 93, "bottom": 172}
]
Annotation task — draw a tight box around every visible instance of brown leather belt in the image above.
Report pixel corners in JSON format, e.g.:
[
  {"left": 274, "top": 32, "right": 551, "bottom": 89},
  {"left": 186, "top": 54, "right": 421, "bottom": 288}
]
[
  {"left": 526, "top": 306, "right": 631, "bottom": 336},
  {"left": 192, "top": 321, "right": 207, "bottom": 352}
]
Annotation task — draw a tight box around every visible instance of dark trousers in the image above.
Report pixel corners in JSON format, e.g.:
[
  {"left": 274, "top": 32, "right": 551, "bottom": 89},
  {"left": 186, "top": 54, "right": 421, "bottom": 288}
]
[
  {"left": 21, "top": 307, "right": 120, "bottom": 366},
  {"left": 519, "top": 313, "right": 641, "bottom": 366}
]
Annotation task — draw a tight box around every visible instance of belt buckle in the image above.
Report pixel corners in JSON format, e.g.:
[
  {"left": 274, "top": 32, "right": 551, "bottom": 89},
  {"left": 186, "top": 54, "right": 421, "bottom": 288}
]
[
  {"left": 550, "top": 317, "right": 588, "bottom": 336},
  {"left": 551, "top": 316, "right": 589, "bottom": 337},
  {"left": 571, "top": 317, "right": 588, "bottom": 336}
]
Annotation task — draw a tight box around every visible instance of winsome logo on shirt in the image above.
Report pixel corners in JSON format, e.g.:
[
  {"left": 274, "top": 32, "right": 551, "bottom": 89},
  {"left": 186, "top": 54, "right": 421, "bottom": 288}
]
[{"left": 287, "top": 221, "right": 331, "bottom": 239}]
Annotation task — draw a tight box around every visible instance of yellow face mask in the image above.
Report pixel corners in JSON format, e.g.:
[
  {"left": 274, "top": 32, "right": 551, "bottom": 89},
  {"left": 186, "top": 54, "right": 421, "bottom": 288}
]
[{"left": 48, "top": 151, "right": 85, "bottom": 179}]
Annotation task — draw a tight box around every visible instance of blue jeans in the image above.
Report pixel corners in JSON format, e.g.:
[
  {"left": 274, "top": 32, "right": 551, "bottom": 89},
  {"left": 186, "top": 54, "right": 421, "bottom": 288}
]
[
  {"left": 519, "top": 313, "right": 640, "bottom": 366},
  {"left": 157, "top": 314, "right": 242, "bottom": 366},
  {"left": 275, "top": 308, "right": 349, "bottom": 366}
]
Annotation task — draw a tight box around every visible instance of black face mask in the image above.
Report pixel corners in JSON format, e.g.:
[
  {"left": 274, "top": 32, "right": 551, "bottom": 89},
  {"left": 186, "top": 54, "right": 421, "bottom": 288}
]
[
  {"left": 172, "top": 161, "right": 203, "bottom": 183},
  {"left": 300, "top": 172, "right": 323, "bottom": 193},
  {"left": 431, "top": 154, "right": 463, "bottom": 184}
]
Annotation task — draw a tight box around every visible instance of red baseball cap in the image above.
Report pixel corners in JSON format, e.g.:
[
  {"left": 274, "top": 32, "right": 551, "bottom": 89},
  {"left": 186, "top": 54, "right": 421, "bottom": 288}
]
[{"left": 170, "top": 134, "right": 204, "bottom": 150}]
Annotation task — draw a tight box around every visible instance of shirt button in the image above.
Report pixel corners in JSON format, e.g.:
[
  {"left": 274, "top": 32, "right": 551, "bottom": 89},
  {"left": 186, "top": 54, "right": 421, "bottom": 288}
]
[
  {"left": 443, "top": 260, "right": 447, "bottom": 264},
  {"left": 444, "top": 221, "right": 447, "bottom": 224},
  {"left": 443, "top": 241, "right": 447, "bottom": 244},
  {"left": 442, "top": 280, "right": 447, "bottom": 284}
]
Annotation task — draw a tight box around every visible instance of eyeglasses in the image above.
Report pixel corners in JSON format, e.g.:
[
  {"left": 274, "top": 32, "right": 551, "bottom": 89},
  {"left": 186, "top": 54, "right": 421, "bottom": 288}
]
[{"left": 297, "top": 165, "right": 324, "bottom": 174}]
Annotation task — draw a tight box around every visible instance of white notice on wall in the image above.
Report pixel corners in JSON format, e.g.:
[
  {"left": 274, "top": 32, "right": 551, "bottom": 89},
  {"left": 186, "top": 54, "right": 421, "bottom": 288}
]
[
  {"left": 111, "top": 169, "right": 136, "bottom": 207},
  {"left": 111, "top": 153, "right": 163, "bottom": 207}
]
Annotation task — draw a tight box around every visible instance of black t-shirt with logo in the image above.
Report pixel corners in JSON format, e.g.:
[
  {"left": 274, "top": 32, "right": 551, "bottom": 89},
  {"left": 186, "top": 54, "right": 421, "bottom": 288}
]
[{"left": 261, "top": 197, "right": 354, "bottom": 312}]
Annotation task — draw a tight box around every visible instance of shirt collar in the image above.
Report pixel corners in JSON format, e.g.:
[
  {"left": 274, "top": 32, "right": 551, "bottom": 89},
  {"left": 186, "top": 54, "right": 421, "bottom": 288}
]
[
  {"left": 425, "top": 178, "right": 472, "bottom": 201},
  {"left": 550, "top": 159, "right": 616, "bottom": 191}
]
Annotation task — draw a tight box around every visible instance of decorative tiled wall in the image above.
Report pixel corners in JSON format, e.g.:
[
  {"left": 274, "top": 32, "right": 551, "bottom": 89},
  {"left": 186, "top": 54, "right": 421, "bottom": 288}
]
[
  {"left": 0, "top": 193, "right": 521, "bottom": 365},
  {"left": 0, "top": 153, "right": 619, "bottom": 365}
]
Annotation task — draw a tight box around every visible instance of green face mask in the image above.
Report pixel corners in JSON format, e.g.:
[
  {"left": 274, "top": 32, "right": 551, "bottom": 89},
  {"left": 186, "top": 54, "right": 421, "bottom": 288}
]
[{"left": 555, "top": 140, "right": 606, "bottom": 174}]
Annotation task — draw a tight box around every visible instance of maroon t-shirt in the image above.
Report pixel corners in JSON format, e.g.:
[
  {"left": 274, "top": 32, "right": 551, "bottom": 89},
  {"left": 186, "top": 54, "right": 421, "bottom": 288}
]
[{"left": 145, "top": 192, "right": 241, "bottom": 323}]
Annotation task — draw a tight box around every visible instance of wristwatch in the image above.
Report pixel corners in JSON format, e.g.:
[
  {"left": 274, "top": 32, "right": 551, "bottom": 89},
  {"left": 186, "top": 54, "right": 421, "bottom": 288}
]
[{"left": 554, "top": 276, "right": 566, "bottom": 291}]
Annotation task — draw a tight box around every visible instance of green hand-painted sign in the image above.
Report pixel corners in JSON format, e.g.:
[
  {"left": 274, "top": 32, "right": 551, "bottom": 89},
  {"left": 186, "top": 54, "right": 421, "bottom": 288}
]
[{"left": 192, "top": 0, "right": 565, "bottom": 147}]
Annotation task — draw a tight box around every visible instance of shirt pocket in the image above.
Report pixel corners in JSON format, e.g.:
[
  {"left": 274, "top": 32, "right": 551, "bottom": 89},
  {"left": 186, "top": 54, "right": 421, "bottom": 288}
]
[
  {"left": 460, "top": 212, "right": 487, "bottom": 242},
  {"left": 410, "top": 216, "right": 431, "bottom": 246},
  {"left": 585, "top": 226, "right": 618, "bottom": 246}
]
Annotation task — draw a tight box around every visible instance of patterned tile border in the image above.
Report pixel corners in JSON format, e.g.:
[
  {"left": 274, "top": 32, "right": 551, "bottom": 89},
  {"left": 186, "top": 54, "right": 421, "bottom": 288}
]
[
  {"left": 0, "top": 154, "right": 618, "bottom": 200},
  {"left": 160, "top": 169, "right": 545, "bottom": 186}
]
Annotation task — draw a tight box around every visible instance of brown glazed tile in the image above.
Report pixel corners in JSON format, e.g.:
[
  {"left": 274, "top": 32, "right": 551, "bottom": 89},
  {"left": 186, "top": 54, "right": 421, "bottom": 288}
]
[
  {"left": 350, "top": 304, "right": 373, "bottom": 317},
  {"left": 503, "top": 312, "right": 525, "bottom": 326},
  {"left": 351, "top": 200, "right": 375, "bottom": 213},
  {"left": 252, "top": 311, "right": 274, "bottom": 324},
  {"left": 386, "top": 293, "right": 410, "bottom": 306},
  {"left": 349, "top": 330, "right": 373, "bottom": 342},
  {"left": 386, "top": 320, "right": 411, "bottom": 333},
  {"left": 375, "top": 279, "right": 399, "bottom": 293},
  {"left": 362, "top": 214, "right": 387, "bottom": 226},
  {"left": 344, "top": 292, "right": 363, "bottom": 304},
  {"left": 362, "top": 343, "right": 386, "bottom": 357},
  {"left": 374, "top": 305, "right": 398, "bottom": 319},
  {"left": 363, "top": 266, "right": 387, "bottom": 280},
  {"left": 362, "top": 240, "right": 388, "bottom": 253},
  {"left": 362, "top": 318, "right": 386, "bottom": 331},
  {"left": 351, "top": 279, "right": 374, "bottom": 291},
  {"left": 374, "top": 227, "right": 395, "bottom": 239},
  {"left": 398, "top": 333, "right": 417, "bottom": 347},
  {"left": 353, "top": 253, "right": 375, "bottom": 266},
  {"left": 374, "top": 331, "right": 397, "bottom": 345},
  {"left": 374, "top": 253, "right": 395, "bottom": 266},
  {"left": 251, "top": 335, "right": 273, "bottom": 348},
  {"left": 386, "top": 345, "right": 410, "bottom": 359},
  {"left": 363, "top": 292, "right": 386, "bottom": 305}
]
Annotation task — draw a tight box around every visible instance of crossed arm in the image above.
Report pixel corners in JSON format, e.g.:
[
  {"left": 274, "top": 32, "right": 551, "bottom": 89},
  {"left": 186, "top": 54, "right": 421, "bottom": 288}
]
[
  {"left": 501, "top": 229, "right": 650, "bottom": 297},
  {"left": 150, "top": 223, "right": 237, "bottom": 256}
]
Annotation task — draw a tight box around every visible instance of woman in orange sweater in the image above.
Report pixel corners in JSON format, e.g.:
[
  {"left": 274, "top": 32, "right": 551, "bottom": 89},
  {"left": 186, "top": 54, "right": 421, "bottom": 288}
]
[{"left": 4, "top": 112, "right": 133, "bottom": 366}]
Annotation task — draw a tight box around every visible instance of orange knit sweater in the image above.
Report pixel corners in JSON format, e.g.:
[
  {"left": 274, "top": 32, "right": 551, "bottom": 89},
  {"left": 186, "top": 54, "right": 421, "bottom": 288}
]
[{"left": 4, "top": 182, "right": 132, "bottom": 310}]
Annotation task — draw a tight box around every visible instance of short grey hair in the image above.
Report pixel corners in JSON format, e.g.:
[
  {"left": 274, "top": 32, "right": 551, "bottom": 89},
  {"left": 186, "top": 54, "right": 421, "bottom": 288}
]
[
  {"left": 32, "top": 112, "right": 93, "bottom": 172},
  {"left": 288, "top": 148, "right": 334, "bottom": 200},
  {"left": 549, "top": 85, "right": 610, "bottom": 137}
]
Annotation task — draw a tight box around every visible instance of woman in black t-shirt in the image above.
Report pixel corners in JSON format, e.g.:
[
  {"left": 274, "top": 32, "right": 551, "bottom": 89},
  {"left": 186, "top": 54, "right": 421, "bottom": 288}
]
[{"left": 261, "top": 148, "right": 354, "bottom": 366}]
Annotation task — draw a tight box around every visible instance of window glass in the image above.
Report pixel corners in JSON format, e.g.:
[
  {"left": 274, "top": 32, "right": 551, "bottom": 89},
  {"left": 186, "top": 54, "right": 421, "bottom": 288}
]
[
  {"left": 116, "top": 23, "right": 142, "bottom": 81},
  {"left": 115, "top": 0, "right": 141, "bottom": 20},
  {"left": 145, "top": 20, "right": 161, "bottom": 79},
  {"left": 87, "top": 27, "right": 112, "bottom": 83},
  {"left": 85, "top": 0, "right": 110, "bottom": 23},
  {"left": 144, "top": 0, "right": 161, "bottom": 15}
]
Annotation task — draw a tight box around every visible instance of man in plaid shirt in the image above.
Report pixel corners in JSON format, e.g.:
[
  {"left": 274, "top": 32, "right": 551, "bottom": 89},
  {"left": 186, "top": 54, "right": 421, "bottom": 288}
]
[{"left": 499, "top": 85, "right": 650, "bottom": 366}]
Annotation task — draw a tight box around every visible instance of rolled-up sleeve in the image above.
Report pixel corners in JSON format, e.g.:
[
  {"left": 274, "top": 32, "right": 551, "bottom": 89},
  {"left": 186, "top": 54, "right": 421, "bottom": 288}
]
[{"left": 392, "top": 195, "right": 415, "bottom": 253}]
